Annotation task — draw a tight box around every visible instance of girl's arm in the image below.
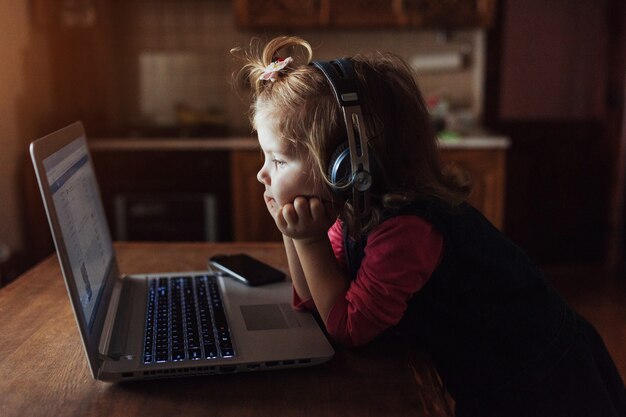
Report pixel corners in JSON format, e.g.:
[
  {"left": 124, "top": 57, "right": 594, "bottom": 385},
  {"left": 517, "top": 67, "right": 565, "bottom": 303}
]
[
  {"left": 276, "top": 196, "right": 349, "bottom": 325},
  {"left": 278, "top": 197, "right": 443, "bottom": 347},
  {"left": 260, "top": 189, "right": 318, "bottom": 307},
  {"left": 282, "top": 234, "right": 312, "bottom": 302},
  {"left": 292, "top": 236, "right": 349, "bottom": 325}
]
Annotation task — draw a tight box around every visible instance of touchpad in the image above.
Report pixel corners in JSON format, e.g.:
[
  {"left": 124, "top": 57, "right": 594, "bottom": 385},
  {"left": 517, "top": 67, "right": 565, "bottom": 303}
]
[{"left": 240, "top": 303, "right": 301, "bottom": 331}]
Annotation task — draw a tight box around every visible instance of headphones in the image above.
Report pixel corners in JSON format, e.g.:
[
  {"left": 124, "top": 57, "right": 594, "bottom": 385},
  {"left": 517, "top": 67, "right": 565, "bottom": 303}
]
[{"left": 311, "top": 59, "right": 372, "bottom": 220}]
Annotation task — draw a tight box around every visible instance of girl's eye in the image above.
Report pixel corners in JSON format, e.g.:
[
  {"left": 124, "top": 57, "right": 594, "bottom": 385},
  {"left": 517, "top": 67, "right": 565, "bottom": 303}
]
[{"left": 272, "top": 159, "right": 286, "bottom": 168}]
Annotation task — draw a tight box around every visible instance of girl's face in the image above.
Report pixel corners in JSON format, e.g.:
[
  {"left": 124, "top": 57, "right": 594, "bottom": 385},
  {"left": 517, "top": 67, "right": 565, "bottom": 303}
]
[{"left": 256, "top": 116, "right": 326, "bottom": 209}]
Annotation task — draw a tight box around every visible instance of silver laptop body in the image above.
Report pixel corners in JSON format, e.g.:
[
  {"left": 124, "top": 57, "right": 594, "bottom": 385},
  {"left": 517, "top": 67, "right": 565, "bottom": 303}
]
[{"left": 30, "top": 121, "right": 334, "bottom": 382}]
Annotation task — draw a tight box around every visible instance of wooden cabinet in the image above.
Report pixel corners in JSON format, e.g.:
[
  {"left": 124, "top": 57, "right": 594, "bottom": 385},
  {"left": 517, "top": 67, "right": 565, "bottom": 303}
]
[
  {"left": 233, "top": 0, "right": 496, "bottom": 29},
  {"left": 440, "top": 147, "right": 506, "bottom": 229},
  {"left": 234, "top": 0, "right": 330, "bottom": 28},
  {"left": 91, "top": 149, "right": 234, "bottom": 242},
  {"left": 231, "top": 144, "right": 507, "bottom": 241},
  {"left": 230, "top": 151, "right": 283, "bottom": 242}
]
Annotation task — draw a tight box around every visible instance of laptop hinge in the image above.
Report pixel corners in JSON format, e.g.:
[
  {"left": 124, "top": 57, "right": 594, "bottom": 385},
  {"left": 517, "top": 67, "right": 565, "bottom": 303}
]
[
  {"left": 98, "top": 352, "right": 134, "bottom": 362},
  {"left": 98, "top": 275, "right": 125, "bottom": 360}
]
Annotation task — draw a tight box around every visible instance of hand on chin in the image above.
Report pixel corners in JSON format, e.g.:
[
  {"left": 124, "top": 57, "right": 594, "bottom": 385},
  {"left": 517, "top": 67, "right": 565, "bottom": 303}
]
[{"left": 275, "top": 196, "right": 334, "bottom": 243}]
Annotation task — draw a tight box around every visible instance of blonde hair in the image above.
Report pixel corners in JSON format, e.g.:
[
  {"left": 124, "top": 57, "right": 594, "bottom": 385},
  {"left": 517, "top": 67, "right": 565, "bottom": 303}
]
[{"left": 233, "top": 36, "right": 470, "bottom": 237}]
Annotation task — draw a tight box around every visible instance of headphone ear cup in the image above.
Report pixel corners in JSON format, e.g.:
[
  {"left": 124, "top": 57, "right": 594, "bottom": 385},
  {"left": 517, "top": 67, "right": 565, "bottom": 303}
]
[{"left": 328, "top": 142, "right": 352, "bottom": 197}]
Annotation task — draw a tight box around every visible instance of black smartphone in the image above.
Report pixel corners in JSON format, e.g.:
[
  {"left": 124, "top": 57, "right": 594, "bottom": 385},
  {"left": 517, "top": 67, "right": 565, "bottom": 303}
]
[{"left": 208, "top": 254, "right": 285, "bottom": 286}]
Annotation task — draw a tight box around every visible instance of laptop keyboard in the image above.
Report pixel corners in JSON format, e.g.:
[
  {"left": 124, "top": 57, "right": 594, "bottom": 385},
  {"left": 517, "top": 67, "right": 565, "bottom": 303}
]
[{"left": 143, "top": 274, "right": 235, "bottom": 364}]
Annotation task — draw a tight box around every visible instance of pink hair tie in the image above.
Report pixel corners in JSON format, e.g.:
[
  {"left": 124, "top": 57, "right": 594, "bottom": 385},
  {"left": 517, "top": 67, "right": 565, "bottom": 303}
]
[{"left": 259, "top": 57, "right": 294, "bottom": 82}]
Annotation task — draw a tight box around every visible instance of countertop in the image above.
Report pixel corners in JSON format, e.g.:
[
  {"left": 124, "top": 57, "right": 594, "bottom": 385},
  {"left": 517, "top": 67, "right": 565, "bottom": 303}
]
[{"left": 88, "top": 135, "right": 510, "bottom": 151}]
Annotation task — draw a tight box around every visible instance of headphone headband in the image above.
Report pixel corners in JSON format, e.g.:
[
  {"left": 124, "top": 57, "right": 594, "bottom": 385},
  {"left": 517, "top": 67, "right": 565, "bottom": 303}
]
[
  {"left": 311, "top": 59, "right": 372, "bottom": 220},
  {"left": 312, "top": 60, "right": 360, "bottom": 106}
]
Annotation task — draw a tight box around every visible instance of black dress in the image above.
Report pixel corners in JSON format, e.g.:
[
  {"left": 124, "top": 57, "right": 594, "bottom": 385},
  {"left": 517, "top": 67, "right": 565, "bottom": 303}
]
[{"left": 345, "top": 199, "right": 626, "bottom": 417}]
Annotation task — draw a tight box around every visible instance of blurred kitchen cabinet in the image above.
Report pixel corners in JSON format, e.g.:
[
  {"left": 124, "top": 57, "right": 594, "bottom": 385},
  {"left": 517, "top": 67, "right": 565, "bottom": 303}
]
[
  {"left": 401, "top": 0, "right": 496, "bottom": 28},
  {"left": 90, "top": 149, "right": 234, "bottom": 242},
  {"left": 327, "top": 1, "right": 404, "bottom": 27},
  {"left": 230, "top": 147, "right": 506, "bottom": 242},
  {"left": 331, "top": 0, "right": 495, "bottom": 28},
  {"left": 233, "top": 0, "right": 496, "bottom": 29},
  {"left": 230, "top": 151, "right": 283, "bottom": 241},
  {"left": 234, "top": 0, "right": 329, "bottom": 28},
  {"left": 440, "top": 148, "right": 506, "bottom": 229}
]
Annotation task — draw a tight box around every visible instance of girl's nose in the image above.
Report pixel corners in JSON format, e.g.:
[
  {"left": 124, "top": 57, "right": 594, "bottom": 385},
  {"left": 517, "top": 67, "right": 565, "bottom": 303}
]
[{"left": 257, "top": 166, "right": 270, "bottom": 185}]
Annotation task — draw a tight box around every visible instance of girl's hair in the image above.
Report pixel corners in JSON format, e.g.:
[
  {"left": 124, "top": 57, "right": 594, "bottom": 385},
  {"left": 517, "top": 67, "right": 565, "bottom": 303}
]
[{"left": 233, "top": 36, "right": 471, "bottom": 237}]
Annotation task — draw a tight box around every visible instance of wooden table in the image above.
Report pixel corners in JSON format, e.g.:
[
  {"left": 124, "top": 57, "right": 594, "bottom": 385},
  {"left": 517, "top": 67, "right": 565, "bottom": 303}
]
[{"left": 0, "top": 242, "right": 452, "bottom": 417}]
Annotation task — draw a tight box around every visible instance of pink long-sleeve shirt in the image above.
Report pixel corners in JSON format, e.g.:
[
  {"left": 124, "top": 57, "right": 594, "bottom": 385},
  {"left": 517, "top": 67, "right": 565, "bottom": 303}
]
[{"left": 293, "top": 215, "right": 444, "bottom": 347}]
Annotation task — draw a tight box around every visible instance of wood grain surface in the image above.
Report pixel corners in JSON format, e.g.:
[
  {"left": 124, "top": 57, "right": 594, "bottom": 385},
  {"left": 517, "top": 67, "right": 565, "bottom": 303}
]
[{"left": 0, "top": 242, "right": 451, "bottom": 417}]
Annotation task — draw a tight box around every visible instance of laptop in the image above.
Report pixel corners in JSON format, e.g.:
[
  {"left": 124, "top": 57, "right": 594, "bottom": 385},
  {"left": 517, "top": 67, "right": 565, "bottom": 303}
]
[{"left": 30, "top": 121, "right": 334, "bottom": 382}]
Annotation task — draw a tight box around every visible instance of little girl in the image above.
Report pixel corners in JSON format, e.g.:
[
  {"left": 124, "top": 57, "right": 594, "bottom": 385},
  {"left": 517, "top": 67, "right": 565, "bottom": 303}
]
[{"left": 234, "top": 36, "right": 626, "bottom": 416}]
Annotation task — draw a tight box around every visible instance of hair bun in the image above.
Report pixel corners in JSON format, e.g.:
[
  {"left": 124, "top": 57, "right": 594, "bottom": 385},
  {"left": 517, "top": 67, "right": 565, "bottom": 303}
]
[
  {"left": 232, "top": 36, "right": 313, "bottom": 96},
  {"left": 261, "top": 36, "right": 313, "bottom": 67}
]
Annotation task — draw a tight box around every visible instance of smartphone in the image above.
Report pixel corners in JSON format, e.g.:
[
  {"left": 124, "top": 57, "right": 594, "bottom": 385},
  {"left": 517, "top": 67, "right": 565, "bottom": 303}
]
[{"left": 208, "top": 254, "right": 285, "bottom": 286}]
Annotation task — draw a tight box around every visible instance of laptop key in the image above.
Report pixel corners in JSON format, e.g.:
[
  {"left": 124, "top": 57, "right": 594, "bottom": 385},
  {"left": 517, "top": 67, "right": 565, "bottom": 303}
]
[
  {"left": 204, "top": 345, "right": 218, "bottom": 358},
  {"left": 221, "top": 348, "right": 235, "bottom": 357},
  {"left": 189, "top": 348, "right": 201, "bottom": 360}
]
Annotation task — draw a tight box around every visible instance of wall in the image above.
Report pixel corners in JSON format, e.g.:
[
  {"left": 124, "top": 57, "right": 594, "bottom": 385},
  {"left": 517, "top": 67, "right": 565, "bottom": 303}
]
[
  {"left": 488, "top": 0, "right": 612, "bottom": 263},
  {"left": 0, "top": 0, "right": 29, "bottom": 255},
  {"left": 499, "top": 0, "right": 607, "bottom": 119},
  {"left": 0, "top": 0, "right": 53, "bottom": 268}
]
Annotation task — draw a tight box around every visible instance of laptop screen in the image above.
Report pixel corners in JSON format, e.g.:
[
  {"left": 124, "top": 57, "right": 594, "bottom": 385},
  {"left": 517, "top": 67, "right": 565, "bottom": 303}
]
[{"left": 43, "top": 136, "right": 113, "bottom": 329}]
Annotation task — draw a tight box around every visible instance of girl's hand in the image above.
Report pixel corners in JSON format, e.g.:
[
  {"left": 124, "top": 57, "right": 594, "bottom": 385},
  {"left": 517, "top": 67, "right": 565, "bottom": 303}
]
[{"left": 276, "top": 196, "right": 334, "bottom": 243}]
